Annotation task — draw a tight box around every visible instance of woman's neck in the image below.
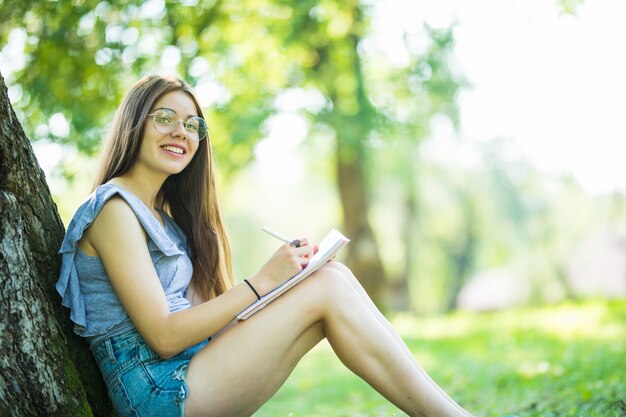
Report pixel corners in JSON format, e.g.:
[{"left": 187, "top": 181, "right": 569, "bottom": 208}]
[{"left": 108, "top": 170, "right": 166, "bottom": 211}]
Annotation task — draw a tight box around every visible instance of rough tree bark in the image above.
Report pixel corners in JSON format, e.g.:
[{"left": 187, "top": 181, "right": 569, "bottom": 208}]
[{"left": 0, "top": 71, "right": 112, "bottom": 416}]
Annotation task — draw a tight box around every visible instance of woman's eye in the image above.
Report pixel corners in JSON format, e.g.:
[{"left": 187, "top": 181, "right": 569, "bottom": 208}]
[{"left": 156, "top": 115, "right": 173, "bottom": 124}]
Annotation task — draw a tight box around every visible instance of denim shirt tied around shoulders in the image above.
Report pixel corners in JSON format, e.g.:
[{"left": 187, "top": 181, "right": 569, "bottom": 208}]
[{"left": 56, "top": 183, "right": 193, "bottom": 346}]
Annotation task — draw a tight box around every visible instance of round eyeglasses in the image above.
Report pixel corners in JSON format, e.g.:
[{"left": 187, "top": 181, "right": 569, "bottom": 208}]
[{"left": 148, "top": 108, "right": 207, "bottom": 141}]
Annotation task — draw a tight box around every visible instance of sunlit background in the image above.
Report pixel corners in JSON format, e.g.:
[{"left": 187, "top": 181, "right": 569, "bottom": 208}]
[{"left": 2, "top": 0, "right": 625, "bottom": 314}]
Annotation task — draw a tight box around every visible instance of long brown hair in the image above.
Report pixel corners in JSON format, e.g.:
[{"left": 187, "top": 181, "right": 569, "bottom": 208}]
[{"left": 93, "top": 75, "right": 233, "bottom": 300}]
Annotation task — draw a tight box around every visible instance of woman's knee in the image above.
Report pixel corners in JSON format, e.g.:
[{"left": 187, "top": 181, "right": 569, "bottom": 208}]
[
  {"left": 325, "top": 260, "right": 348, "bottom": 272},
  {"left": 324, "top": 262, "right": 362, "bottom": 288},
  {"left": 300, "top": 266, "right": 344, "bottom": 295},
  {"left": 304, "top": 266, "right": 361, "bottom": 308}
]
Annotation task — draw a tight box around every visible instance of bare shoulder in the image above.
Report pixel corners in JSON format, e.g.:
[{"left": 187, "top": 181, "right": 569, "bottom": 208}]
[
  {"left": 80, "top": 195, "right": 146, "bottom": 255},
  {"left": 95, "top": 195, "right": 140, "bottom": 227}
]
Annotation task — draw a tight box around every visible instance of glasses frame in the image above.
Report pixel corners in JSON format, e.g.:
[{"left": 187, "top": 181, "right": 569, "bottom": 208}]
[{"left": 147, "top": 108, "right": 207, "bottom": 141}]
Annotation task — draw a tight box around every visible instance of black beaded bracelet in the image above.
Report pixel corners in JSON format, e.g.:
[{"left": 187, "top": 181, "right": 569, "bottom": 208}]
[{"left": 243, "top": 279, "right": 261, "bottom": 300}]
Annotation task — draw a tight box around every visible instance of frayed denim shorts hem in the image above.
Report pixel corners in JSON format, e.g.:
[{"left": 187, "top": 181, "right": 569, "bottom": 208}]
[{"left": 91, "top": 329, "right": 208, "bottom": 417}]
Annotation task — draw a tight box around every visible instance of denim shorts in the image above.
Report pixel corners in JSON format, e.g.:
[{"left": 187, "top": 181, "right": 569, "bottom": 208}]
[{"left": 91, "top": 329, "right": 208, "bottom": 417}]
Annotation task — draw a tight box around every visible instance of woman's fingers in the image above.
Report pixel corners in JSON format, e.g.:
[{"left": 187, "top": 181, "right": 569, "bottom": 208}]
[
  {"left": 288, "top": 239, "right": 314, "bottom": 267},
  {"left": 291, "top": 237, "right": 308, "bottom": 248},
  {"left": 261, "top": 238, "right": 317, "bottom": 285},
  {"left": 290, "top": 239, "right": 312, "bottom": 254}
]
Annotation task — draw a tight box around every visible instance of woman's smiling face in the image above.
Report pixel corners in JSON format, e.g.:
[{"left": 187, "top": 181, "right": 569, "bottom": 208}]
[{"left": 136, "top": 90, "right": 202, "bottom": 177}]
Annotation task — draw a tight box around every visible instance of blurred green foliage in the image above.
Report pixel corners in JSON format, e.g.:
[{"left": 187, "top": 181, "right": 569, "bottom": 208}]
[
  {"left": 2, "top": 0, "right": 621, "bottom": 314},
  {"left": 558, "top": 0, "right": 586, "bottom": 15},
  {"left": 1, "top": 0, "right": 460, "bottom": 173},
  {"left": 0, "top": 0, "right": 303, "bottom": 171},
  {"left": 1, "top": 0, "right": 467, "bottom": 308}
]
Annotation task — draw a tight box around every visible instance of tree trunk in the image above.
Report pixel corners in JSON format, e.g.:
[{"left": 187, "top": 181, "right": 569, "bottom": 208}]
[
  {"left": 336, "top": 143, "right": 386, "bottom": 307},
  {"left": 300, "top": 4, "right": 388, "bottom": 307},
  {"left": 329, "top": 24, "right": 388, "bottom": 308},
  {"left": 0, "top": 71, "right": 112, "bottom": 416},
  {"left": 444, "top": 195, "right": 476, "bottom": 312},
  {"left": 387, "top": 179, "right": 417, "bottom": 312}
]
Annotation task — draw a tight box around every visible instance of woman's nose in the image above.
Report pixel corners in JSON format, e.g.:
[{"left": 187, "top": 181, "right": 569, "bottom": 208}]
[{"left": 171, "top": 120, "right": 188, "bottom": 139}]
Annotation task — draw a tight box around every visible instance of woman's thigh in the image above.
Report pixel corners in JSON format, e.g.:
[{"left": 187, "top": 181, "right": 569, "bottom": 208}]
[{"left": 184, "top": 267, "right": 349, "bottom": 417}]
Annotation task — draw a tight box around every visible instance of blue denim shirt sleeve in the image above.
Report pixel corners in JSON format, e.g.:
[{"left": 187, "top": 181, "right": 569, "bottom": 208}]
[{"left": 56, "top": 183, "right": 185, "bottom": 336}]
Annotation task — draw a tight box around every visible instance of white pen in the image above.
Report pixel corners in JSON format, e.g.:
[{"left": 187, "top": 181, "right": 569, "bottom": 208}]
[{"left": 262, "top": 226, "right": 302, "bottom": 247}]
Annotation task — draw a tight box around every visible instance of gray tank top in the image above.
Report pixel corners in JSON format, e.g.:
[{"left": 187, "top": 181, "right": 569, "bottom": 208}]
[{"left": 56, "top": 183, "right": 194, "bottom": 346}]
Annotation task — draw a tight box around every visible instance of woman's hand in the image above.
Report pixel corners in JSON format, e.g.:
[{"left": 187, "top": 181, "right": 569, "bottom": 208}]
[{"left": 249, "top": 238, "right": 315, "bottom": 295}]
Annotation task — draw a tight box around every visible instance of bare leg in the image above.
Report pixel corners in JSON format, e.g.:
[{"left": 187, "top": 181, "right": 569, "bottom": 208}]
[
  {"left": 184, "top": 266, "right": 472, "bottom": 417},
  {"left": 325, "top": 262, "right": 472, "bottom": 416}
]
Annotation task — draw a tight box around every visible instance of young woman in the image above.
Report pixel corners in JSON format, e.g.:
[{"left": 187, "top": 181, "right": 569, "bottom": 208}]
[{"left": 57, "top": 75, "right": 473, "bottom": 417}]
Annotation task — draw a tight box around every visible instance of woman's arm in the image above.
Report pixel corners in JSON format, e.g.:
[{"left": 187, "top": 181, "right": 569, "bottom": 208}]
[{"left": 86, "top": 196, "right": 312, "bottom": 359}]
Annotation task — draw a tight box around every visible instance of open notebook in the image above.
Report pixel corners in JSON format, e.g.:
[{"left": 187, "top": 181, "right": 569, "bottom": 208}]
[{"left": 237, "top": 229, "right": 350, "bottom": 320}]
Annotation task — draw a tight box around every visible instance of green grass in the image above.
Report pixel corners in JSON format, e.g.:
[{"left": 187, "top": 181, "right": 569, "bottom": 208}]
[{"left": 254, "top": 299, "right": 626, "bottom": 417}]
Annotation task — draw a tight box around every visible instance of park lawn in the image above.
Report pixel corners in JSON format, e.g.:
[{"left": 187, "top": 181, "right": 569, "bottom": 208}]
[{"left": 254, "top": 299, "right": 626, "bottom": 417}]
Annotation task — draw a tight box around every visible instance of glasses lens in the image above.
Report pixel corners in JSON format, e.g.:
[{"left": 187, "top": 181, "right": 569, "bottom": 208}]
[
  {"left": 153, "top": 109, "right": 176, "bottom": 134},
  {"left": 151, "top": 109, "right": 207, "bottom": 140},
  {"left": 186, "top": 116, "right": 207, "bottom": 141}
]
